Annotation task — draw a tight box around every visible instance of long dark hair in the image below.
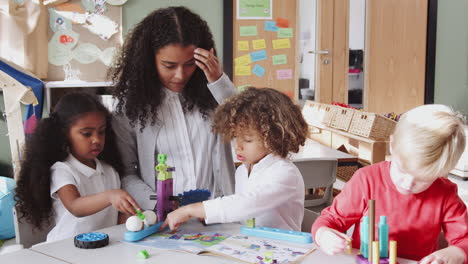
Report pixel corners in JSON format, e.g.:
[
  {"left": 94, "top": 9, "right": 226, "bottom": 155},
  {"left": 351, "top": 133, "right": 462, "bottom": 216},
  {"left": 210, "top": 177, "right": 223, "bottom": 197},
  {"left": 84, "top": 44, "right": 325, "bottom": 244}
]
[
  {"left": 15, "top": 92, "right": 123, "bottom": 229},
  {"left": 109, "top": 6, "right": 218, "bottom": 130}
]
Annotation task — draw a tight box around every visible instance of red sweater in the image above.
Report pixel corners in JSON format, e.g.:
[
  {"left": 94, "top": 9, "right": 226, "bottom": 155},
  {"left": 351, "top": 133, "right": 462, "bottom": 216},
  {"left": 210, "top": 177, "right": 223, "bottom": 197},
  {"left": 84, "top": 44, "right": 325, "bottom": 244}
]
[{"left": 311, "top": 161, "right": 468, "bottom": 262}]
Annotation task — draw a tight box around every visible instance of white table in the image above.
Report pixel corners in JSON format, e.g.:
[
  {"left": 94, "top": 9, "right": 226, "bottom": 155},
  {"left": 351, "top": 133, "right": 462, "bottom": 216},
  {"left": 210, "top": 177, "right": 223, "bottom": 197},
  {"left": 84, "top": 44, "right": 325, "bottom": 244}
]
[
  {"left": 0, "top": 248, "right": 66, "bottom": 263},
  {"left": 30, "top": 220, "right": 416, "bottom": 264}
]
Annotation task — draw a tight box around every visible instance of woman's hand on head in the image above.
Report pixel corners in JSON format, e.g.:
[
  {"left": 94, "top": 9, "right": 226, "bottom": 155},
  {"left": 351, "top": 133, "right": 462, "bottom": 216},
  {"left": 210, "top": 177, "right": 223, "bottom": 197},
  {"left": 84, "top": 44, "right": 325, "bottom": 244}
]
[
  {"left": 315, "top": 226, "right": 352, "bottom": 255},
  {"left": 107, "top": 189, "right": 140, "bottom": 216},
  {"left": 418, "top": 246, "right": 465, "bottom": 264},
  {"left": 194, "top": 48, "right": 222, "bottom": 83}
]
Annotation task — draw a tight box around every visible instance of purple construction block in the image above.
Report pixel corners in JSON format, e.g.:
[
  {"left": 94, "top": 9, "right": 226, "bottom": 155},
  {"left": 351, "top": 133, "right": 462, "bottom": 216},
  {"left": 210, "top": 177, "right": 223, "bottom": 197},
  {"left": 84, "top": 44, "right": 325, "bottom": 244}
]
[
  {"left": 156, "top": 178, "right": 173, "bottom": 222},
  {"left": 356, "top": 255, "right": 395, "bottom": 264}
]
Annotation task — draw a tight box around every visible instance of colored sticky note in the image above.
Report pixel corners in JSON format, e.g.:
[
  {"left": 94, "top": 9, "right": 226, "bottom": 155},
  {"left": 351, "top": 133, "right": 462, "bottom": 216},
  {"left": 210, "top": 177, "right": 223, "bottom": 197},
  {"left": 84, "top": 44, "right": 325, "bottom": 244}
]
[
  {"left": 277, "top": 69, "right": 293, "bottom": 80},
  {"left": 278, "top": 28, "right": 293, "bottom": 38},
  {"left": 238, "top": 84, "right": 251, "bottom": 92},
  {"left": 264, "top": 21, "right": 279, "bottom": 32},
  {"left": 250, "top": 50, "right": 267, "bottom": 62},
  {"left": 238, "top": 41, "right": 249, "bottom": 51},
  {"left": 272, "top": 54, "right": 287, "bottom": 65},
  {"left": 252, "top": 39, "right": 266, "bottom": 50},
  {"left": 272, "top": 39, "right": 291, "bottom": 49},
  {"left": 276, "top": 17, "right": 290, "bottom": 28},
  {"left": 252, "top": 64, "right": 266, "bottom": 77},
  {"left": 235, "top": 66, "right": 252, "bottom": 76},
  {"left": 235, "top": 54, "right": 252, "bottom": 66},
  {"left": 240, "top": 26, "right": 258, "bottom": 36}
]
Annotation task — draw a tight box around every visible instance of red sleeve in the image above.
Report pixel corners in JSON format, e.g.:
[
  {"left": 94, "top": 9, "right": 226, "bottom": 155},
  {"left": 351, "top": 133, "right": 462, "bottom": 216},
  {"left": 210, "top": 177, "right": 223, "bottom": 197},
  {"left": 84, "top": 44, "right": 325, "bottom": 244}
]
[
  {"left": 311, "top": 167, "right": 371, "bottom": 241},
  {"left": 441, "top": 182, "right": 468, "bottom": 264}
]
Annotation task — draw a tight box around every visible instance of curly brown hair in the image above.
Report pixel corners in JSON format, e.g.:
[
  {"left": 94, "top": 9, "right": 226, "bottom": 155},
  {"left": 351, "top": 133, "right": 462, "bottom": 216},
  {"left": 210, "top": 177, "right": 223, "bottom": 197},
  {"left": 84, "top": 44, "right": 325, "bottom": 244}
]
[
  {"left": 213, "top": 87, "right": 309, "bottom": 158},
  {"left": 109, "top": 6, "right": 218, "bottom": 130}
]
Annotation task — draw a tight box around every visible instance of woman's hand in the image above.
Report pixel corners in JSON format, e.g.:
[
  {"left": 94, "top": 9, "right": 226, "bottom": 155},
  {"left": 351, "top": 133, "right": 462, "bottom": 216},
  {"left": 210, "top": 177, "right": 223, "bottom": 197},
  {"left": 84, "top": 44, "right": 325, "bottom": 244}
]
[
  {"left": 315, "top": 226, "right": 352, "bottom": 255},
  {"left": 419, "top": 246, "right": 465, "bottom": 264},
  {"left": 194, "top": 48, "right": 222, "bottom": 83},
  {"left": 107, "top": 189, "right": 140, "bottom": 216}
]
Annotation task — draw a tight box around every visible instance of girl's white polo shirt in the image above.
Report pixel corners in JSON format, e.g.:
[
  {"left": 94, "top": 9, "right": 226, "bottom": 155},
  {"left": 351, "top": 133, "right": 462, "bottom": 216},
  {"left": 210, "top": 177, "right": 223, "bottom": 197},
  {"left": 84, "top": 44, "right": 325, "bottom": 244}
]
[{"left": 47, "top": 154, "right": 120, "bottom": 242}]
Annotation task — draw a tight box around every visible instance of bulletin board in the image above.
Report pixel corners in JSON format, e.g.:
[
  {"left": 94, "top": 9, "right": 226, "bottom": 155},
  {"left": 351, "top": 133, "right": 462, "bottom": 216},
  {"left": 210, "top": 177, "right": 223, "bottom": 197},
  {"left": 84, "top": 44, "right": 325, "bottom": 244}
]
[
  {"left": 46, "top": 0, "right": 123, "bottom": 82},
  {"left": 233, "top": 0, "right": 298, "bottom": 99}
]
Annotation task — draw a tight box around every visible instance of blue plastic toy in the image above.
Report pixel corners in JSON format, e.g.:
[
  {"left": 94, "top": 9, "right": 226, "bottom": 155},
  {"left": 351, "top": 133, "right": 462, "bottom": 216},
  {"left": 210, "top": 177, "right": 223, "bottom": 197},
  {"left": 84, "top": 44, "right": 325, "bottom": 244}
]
[
  {"left": 124, "top": 222, "right": 164, "bottom": 242},
  {"left": 240, "top": 226, "right": 313, "bottom": 244},
  {"left": 0, "top": 176, "right": 16, "bottom": 239},
  {"left": 74, "top": 232, "right": 109, "bottom": 249}
]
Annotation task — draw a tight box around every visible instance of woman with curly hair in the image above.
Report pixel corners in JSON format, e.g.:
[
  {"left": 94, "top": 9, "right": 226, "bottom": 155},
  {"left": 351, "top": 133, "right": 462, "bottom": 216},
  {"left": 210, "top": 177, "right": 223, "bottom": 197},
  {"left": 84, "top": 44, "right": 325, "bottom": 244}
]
[
  {"left": 15, "top": 92, "right": 139, "bottom": 242},
  {"left": 162, "top": 87, "right": 309, "bottom": 231},
  {"left": 109, "top": 6, "right": 236, "bottom": 212}
]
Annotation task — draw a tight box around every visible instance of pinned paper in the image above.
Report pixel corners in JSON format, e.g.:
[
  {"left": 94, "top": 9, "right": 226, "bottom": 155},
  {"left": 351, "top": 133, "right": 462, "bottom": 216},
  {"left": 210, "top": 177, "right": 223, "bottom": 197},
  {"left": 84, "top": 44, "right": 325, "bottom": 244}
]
[
  {"left": 238, "top": 41, "right": 249, "bottom": 51},
  {"left": 72, "top": 43, "right": 101, "bottom": 64},
  {"left": 276, "top": 17, "right": 290, "bottom": 28},
  {"left": 238, "top": 84, "right": 251, "bottom": 92},
  {"left": 106, "top": 0, "right": 128, "bottom": 5},
  {"left": 49, "top": 8, "right": 72, "bottom": 32},
  {"left": 235, "top": 54, "right": 252, "bottom": 66},
  {"left": 264, "top": 21, "right": 278, "bottom": 32},
  {"left": 252, "top": 39, "right": 266, "bottom": 50},
  {"left": 272, "top": 39, "right": 291, "bottom": 49},
  {"left": 250, "top": 50, "right": 267, "bottom": 62},
  {"left": 240, "top": 26, "right": 258, "bottom": 37},
  {"left": 237, "top": 0, "right": 272, "bottom": 19},
  {"left": 55, "top": 10, "right": 86, "bottom": 24},
  {"left": 83, "top": 13, "right": 119, "bottom": 40},
  {"left": 272, "top": 54, "right": 287, "bottom": 65},
  {"left": 50, "top": 29, "right": 79, "bottom": 49},
  {"left": 100, "top": 47, "right": 117, "bottom": 66},
  {"left": 276, "top": 69, "right": 293, "bottom": 80},
  {"left": 252, "top": 64, "right": 266, "bottom": 77},
  {"left": 278, "top": 28, "right": 293, "bottom": 38},
  {"left": 235, "top": 66, "right": 252, "bottom": 76},
  {"left": 48, "top": 42, "right": 73, "bottom": 66},
  {"left": 81, "top": 0, "right": 107, "bottom": 14}
]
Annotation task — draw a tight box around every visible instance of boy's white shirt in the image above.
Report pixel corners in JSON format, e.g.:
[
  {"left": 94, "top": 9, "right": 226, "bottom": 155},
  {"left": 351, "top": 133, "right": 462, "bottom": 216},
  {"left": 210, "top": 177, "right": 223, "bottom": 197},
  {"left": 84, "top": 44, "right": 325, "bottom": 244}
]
[
  {"left": 47, "top": 154, "right": 120, "bottom": 242},
  {"left": 203, "top": 153, "right": 305, "bottom": 231}
]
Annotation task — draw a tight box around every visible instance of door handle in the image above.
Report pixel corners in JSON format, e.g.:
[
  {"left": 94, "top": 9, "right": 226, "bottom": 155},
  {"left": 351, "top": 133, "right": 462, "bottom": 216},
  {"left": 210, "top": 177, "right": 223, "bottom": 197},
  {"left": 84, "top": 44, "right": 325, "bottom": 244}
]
[{"left": 308, "top": 49, "right": 329, "bottom": 55}]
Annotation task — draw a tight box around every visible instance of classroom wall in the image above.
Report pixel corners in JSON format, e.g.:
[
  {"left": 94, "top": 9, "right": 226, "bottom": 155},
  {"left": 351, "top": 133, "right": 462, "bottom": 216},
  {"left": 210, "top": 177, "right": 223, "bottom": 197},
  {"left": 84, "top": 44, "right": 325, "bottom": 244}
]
[
  {"left": 122, "top": 0, "right": 225, "bottom": 64},
  {"left": 434, "top": 0, "right": 468, "bottom": 116}
]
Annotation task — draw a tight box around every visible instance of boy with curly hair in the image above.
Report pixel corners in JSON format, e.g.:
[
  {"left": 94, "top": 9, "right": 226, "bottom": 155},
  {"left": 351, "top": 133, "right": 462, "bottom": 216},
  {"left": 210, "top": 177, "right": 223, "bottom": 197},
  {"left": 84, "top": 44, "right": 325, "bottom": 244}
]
[{"left": 162, "top": 87, "right": 309, "bottom": 231}]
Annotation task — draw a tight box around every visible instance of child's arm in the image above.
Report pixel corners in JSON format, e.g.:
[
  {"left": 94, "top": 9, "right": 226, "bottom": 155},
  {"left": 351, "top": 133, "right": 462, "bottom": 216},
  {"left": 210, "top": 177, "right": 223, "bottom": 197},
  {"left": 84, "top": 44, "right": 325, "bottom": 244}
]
[
  {"left": 161, "top": 202, "right": 205, "bottom": 230},
  {"left": 419, "top": 246, "right": 466, "bottom": 264},
  {"left": 57, "top": 184, "right": 140, "bottom": 217}
]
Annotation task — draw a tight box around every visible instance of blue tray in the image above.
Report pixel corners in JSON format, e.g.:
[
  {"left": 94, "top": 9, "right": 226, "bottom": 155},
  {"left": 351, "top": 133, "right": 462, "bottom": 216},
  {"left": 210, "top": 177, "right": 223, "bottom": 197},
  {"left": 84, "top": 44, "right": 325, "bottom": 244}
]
[
  {"left": 240, "top": 226, "right": 313, "bottom": 244},
  {"left": 124, "top": 222, "right": 164, "bottom": 242}
]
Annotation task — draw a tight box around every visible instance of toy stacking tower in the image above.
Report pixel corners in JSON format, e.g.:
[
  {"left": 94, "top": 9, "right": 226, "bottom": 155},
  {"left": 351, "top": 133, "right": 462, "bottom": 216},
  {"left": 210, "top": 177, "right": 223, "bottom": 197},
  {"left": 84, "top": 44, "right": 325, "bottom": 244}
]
[
  {"left": 357, "top": 199, "right": 398, "bottom": 264},
  {"left": 154, "top": 154, "right": 175, "bottom": 222}
]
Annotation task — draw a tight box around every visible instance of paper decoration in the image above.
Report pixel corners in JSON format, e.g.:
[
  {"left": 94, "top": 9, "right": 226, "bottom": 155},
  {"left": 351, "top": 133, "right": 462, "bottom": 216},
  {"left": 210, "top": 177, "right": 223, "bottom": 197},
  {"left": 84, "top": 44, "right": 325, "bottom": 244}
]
[
  {"left": 81, "top": 0, "right": 107, "bottom": 14},
  {"left": 237, "top": 0, "right": 272, "bottom": 20},
  {"left": 276, "top": 69, "right": 293, "bottom": 80},
  {"left": 55, "top": 10, "right": 86, "bottom": 24},
  {"left": 276, "top": 17, "right": 290, "bottom": 28},
  {"left": 272, "top": 39, "right": 291, "bottom": 49},
  {"left": 238, "top": 41, "right": 249, "bottom": 51},
  {"left": 278, "top": 28, "right": 293, "bottom": 38},
  {"left": 100, "top": 47, "right": 117, "bottom": 66},
  {"left": 235, "top": 66, "right": 252, "bottom": 76},
  {"left": 252, "top": 64, "right": 266, "bottom": 77},
  {"left": 272, "top": 54, "right": 287, "bottom": 65},
  {"left": 238, "top": 84, "right": 252, "bottom": 92},
  {"left": 264, "top": 21, "right": 278, "bottom": 32},
  {"left": 48, "top": 42, "right": 73, "bottom": 66},
  {"left": 106, "top": 0, "right": 128, "bottom": 5},
  {"left": 239, "top": 26, "right": 258, "bottom": 37},
  {"left": 83, "top": 13, "right": 119, "bottom": 40},
  {"left": 49, "top": 8, "right": 72, "bottom": 32},
  {"left": 50, "top": 29, "right": 79, "bottom": 49},
  {"left": 250, "top": 50, "right": 267, "bottom": 62},
  {"left": 252, "top": 39, "right": 266, "bottom": 50},
  {"left": 72, "top": 43, "right": 101, "bottom": 64},
  {"left": 234, "top": 54, "right": 252, "bottom": 66}
]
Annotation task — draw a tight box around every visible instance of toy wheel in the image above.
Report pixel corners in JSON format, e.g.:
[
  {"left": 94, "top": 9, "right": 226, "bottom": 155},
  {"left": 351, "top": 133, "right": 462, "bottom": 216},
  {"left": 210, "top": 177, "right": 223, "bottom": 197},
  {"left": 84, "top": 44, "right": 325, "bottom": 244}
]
[{"left": 74, "top": 232, "right": 109, "bottom": 249}]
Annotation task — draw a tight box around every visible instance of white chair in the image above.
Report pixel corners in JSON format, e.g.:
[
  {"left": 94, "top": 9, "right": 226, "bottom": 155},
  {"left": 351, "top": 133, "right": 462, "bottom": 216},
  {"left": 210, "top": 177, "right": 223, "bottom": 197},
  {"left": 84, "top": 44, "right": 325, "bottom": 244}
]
[
  {"left": 293, "top": 158, "right": 337, "bottom": 232},
  {"left": 13, "top": 207, "right": 53, "bottom": 248}
]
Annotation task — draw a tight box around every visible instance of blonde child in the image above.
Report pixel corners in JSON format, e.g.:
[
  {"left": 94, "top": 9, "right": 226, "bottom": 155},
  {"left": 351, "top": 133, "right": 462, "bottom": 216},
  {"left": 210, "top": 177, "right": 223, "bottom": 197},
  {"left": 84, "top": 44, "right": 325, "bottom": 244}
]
[
  {"left": 312, "top": 104, "right": 468, "bottom": 264},
  {"left": 161, "top": 87, "right": 309, "bottom": 231},
  {"left": 15, "top": 92, "right": 140, "bottom": 242}
]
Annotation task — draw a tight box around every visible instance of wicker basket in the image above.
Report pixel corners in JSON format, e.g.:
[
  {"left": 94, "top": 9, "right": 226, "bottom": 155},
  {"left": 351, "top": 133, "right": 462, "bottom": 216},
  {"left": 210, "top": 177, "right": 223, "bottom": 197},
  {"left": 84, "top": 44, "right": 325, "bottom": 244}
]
[
  {"left": 337, "top": 163, "right": 359, "bottom": 182},
  {"left": 330, "top": 107, "right": 356, "bottom": 131},
  {"left": 348, "top": 111, "right": 397, "bottom": 140}
]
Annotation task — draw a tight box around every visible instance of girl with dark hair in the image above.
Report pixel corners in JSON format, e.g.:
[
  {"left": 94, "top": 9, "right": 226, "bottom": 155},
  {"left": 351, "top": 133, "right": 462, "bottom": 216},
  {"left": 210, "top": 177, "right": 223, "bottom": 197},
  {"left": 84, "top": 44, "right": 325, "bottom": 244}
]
[
  {"left": 15, "top": 92, "right": 140, "bottom": 242},
  {"left": 109, "top": 6, "right": 235, "bottom": 212}
]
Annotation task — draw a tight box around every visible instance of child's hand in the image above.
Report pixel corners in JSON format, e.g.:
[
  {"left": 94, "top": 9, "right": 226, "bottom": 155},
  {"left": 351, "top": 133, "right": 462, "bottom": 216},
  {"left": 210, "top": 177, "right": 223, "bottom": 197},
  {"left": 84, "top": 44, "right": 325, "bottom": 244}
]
[
  {"left": 107, "top": 189, "right": 140, "bottom": 216},
  {"left": 315, "top": 226, "right": 351, "bottom": 255},
  {"left": 419, "top": 246, "right": 465, "bottom": 264},
  {"left": 194, "top": 48, "right": 222, "bottom": 83},
  {"left": 160, "top": 202, "right": 206, "bottom": 231}
]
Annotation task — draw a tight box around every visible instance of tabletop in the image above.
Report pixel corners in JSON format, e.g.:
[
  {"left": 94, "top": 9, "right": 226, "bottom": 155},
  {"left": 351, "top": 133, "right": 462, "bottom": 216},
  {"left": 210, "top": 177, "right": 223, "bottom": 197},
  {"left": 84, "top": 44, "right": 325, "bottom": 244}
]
[{"left": 0, "top": 248, "right": 66, "bottom": 263}]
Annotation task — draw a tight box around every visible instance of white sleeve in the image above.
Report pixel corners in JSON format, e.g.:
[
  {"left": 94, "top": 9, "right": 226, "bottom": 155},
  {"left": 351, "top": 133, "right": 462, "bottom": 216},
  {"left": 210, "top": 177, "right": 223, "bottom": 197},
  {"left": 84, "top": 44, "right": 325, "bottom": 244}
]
[
  {"left": 203, "top": 164, "right": 300, "bottom": 224},
  {"left": 207, "top": 73, "right": 237, "bottom": 104},
  {"left": 50, "top": 163, "right": 77, "bottom": 200}
]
